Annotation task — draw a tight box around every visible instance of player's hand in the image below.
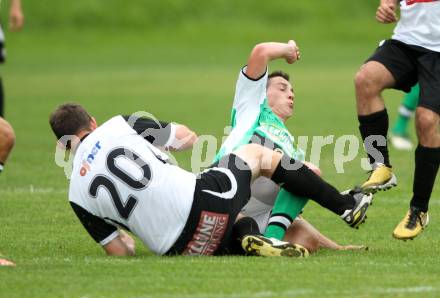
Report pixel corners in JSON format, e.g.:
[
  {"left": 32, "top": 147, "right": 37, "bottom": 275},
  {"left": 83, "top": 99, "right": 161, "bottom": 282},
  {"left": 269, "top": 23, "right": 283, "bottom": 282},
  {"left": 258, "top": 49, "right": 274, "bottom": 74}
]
[
  {"left": 120, "top": 230, "right": 136, "bottom": 253},
  {"left": 376, "top": 3, "right": 397, "bottom": 24},
  {"left": 285, "top": 40, "right": 300, "bottom": 64},
  {"left": 0, "top": 257, "right": 16, "bottom": 267},
  {"left": 9, "top": 5, "right": 24, "bottom": 32},
  {"left": 338, "top": 245, "right": 368, "bottom": 251}
]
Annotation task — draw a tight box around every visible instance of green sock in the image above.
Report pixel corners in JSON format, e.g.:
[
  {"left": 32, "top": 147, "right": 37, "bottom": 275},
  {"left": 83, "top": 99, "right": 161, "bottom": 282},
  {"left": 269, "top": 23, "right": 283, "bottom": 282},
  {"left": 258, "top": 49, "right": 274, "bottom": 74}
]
[
  {"left": 264, "top": 189, "right": 308, "bottom": 240},
  {"left": 392, "top": 83, "right": 419, "bottom": 136}
]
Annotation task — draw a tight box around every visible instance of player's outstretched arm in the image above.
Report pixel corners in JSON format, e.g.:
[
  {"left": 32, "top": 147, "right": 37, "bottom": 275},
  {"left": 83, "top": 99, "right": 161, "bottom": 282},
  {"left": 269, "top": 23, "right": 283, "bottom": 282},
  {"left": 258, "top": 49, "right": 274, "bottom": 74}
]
[
  {"left": 376, "top": 0, "right": 398, "bottom": 24},
  {"left": 245, "top": 41, "right": 300, "bottom": 80},
  {"left": 284, "top": 217, "right": 367, "bottom": 253},
  {"left": 103, "top": 230, "right": 136, "bottom": 257},
  {"left": 123, "top": 115, "right": 197, "bottom": 151}
]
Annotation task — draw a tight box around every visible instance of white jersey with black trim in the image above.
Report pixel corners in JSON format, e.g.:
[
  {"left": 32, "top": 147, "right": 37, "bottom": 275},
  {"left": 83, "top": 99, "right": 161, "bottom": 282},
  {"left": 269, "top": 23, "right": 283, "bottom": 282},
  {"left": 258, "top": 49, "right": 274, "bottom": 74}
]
[
  {"left": 68, "top": 116, "right": 196, "bottom": 255},
  {"left": 392, "top": 0, "right": 440, "bottom": 52},
  {"left": 215, "top": 67, "right": 268, "bottom": 158}
]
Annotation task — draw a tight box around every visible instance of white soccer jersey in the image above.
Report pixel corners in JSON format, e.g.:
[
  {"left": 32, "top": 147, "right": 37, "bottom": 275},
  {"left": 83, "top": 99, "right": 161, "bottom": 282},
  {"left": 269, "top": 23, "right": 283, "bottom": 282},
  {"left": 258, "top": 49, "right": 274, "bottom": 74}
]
[
  {"left": 216, "top": 67, "right": 269, "bottom": 158},
  {"left": 392, "top": 0, "right": 440, "bottom": 52},
  {"left": 69, "top": 116, "right": 196, "bottom": 255}
]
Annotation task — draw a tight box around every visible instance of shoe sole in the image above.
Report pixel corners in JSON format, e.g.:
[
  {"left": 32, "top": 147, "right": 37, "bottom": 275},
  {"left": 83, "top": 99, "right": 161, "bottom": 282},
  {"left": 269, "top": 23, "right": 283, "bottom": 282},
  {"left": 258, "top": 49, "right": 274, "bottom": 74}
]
[
  {"left": 362, "top": 173, "right": 397, "bottom": 194},
  {"left": 392, "top": 230, "right": 424, "bottom": 241},
  {"left": 241, "top": 236, "right": 308, "bottom": 257},
  {"left": 392, "top": 234, "right": 417, "bottom": 241}
]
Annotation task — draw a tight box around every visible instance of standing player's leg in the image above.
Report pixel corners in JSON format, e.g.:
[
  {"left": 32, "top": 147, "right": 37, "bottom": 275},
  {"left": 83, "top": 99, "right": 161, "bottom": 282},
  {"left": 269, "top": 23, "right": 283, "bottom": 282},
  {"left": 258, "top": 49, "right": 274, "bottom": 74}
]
[
  {"left": 390, "top": 84, "right": 420, "bottom": 150},
  {"left": 0, "top": 117, "right": 15, "bottom": 173},
  {"left": 231, "top": 144, "right": 373, "bottom": 228},
  {"left": 354, "top": 40, "right": 416, "bottom": 192},
  {"left": 393, "top": 98, "right": 440, "bottom": 239}
]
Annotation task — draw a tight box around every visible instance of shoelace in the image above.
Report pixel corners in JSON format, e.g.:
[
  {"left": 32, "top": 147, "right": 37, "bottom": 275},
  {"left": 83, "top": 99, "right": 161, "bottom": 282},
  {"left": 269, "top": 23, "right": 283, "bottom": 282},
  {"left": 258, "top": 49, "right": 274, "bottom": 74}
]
[{"left": 406, "top": 209, "right": 421, "bottom": 229}]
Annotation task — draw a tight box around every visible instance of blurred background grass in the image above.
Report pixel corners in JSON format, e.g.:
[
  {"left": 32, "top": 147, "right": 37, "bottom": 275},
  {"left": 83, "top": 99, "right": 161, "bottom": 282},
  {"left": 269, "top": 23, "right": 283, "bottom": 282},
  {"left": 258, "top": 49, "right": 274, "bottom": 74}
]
[
  {"left": 1, "top": 0, "right": 403, "bottom": 186},
  {"left": 2, "top": 1, "right": 438, "bottom": 298}
]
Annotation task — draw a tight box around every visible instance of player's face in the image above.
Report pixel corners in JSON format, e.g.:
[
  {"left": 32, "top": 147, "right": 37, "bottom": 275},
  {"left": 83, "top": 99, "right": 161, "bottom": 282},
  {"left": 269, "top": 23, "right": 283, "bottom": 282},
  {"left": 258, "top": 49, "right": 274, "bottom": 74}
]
[{"left": 267, "top": 77, "right": 294, "bottom": 122}]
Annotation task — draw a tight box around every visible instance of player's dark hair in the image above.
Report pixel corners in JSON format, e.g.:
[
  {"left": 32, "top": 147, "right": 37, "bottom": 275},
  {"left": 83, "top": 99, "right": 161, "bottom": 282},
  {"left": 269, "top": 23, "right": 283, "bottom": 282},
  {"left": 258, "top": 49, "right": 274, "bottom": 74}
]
[
  {"left": 268, "top": 70, "right": 290, "bottom": 83},
  {"left": 49, "top": 103, "right": 92, "bottom": 146}
]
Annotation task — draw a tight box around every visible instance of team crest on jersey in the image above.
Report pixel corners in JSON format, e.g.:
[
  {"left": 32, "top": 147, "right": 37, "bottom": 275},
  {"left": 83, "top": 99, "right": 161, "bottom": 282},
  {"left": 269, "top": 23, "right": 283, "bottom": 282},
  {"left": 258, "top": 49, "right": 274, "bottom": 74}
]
[
  {"left": 79, "top": 141, "right": 102, "bottom": 176},
  {"left": 183, "top": 211, "right": 229, "bottom": 255},
  {"left": 256, "top": 124, "right": 295, "bottom": 155}
]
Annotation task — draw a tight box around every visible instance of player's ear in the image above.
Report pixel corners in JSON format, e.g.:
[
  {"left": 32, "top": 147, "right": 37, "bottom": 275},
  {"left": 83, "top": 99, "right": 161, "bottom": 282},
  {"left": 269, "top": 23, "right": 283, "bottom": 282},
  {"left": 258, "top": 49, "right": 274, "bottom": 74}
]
[{"left": 90, "top": 117, "right": 98, "bottom": 131}]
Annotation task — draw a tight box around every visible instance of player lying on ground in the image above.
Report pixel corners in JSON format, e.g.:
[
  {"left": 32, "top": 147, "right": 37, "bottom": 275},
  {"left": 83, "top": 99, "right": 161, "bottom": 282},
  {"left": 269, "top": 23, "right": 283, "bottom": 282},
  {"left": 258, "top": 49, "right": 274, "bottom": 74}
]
[
  {"left": 49, "top": 103, "right": 372, "bottom": 257},
  {"left": 215, "top": 40, "right": 367, "bottom": 252}
]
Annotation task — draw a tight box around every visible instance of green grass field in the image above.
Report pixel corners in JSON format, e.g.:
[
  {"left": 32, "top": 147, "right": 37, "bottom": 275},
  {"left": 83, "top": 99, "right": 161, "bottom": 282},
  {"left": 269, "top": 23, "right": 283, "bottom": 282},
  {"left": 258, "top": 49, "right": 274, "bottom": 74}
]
[{"left": 1, "top": 4, "right": 440, "bottom": 297}]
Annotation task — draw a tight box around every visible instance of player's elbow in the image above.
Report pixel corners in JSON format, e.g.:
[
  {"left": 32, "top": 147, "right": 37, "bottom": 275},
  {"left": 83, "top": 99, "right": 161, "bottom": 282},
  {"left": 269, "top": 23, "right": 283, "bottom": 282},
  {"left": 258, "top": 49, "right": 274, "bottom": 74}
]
[{"left": 250, "top": 43, "right": 272, "bottom": 62}]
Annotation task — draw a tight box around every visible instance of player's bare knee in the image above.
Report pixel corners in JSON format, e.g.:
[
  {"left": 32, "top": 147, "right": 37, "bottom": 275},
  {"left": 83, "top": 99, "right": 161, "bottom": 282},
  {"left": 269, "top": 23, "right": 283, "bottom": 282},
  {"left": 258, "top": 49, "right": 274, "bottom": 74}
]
[
  {"left": 234, "top": 143, "right": 265, "bottom": 160},
  {"left": 311, "top": 166, "right": 321, "bottom": 177},
  {"left": 354, "top": 63, "right": 390, "bottom": 100},
  {"left": 304, "top": 161, "right": 321, "bottom": 176},
  {"left": 355, "top": 68, "right": 378, "bottom": 99},
  {"left": 232, "top": 144, "right": 264, "bottom": 177},
  {"left": 416, "top": 108, "right": 439, "bottom": 145}
]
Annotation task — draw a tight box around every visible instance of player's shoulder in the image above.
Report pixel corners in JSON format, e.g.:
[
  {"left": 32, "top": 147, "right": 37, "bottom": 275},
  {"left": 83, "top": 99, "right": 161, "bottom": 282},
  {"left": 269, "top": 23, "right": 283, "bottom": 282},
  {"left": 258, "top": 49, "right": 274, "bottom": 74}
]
[{"left": 237, "top": 66, "right": 268, "bottom": 83}]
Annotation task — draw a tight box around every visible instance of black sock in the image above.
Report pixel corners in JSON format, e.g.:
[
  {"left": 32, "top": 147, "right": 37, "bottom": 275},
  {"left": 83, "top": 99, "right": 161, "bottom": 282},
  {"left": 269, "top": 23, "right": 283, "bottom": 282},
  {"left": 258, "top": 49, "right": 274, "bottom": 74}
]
[
  {"left": 271, "top": 155, "right": 354, "bottom": 215},
  {"left": 358, "top": 109, "right": 391, "bottom": 167},
  {"left": 410, "top": 145, "right": 440, "bottom": 212},
  {"left": 227, "top": 217, "right": 261, "bottom": 255}
]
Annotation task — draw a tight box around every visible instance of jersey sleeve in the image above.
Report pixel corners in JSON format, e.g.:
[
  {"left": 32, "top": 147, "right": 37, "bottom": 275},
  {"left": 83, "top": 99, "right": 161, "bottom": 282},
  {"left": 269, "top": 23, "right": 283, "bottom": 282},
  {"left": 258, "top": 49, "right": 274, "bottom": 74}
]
[
  {"left": 231, "top": 66, "right": 268, "bottom": 126},
  {"left": 70, "top": 201, "right": 119, "bottom": 246},
  {"left": 122, "top": 115, "right": 176, "bottom": 147}
]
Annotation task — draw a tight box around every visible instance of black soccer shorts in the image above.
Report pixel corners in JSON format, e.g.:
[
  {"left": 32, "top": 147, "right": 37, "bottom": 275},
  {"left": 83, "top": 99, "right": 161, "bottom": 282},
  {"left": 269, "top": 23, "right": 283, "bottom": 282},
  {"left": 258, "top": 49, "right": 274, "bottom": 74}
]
[
  {"left": 367, "top": 39, "right": 440, "bottom": 115},
  {"left": 165, "top": 154, "right": 252, "bottom": 256}
]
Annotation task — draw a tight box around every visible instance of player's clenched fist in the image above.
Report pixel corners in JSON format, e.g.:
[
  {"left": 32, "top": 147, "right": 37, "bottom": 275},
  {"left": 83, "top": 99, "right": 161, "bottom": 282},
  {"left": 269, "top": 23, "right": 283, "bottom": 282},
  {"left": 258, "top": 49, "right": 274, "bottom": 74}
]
[
  {"left": 285, "top": 40, "right": 300, "bottom": 64},
  {"left": 376, "top": 2, "right": 397, "bottom": 24}
]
